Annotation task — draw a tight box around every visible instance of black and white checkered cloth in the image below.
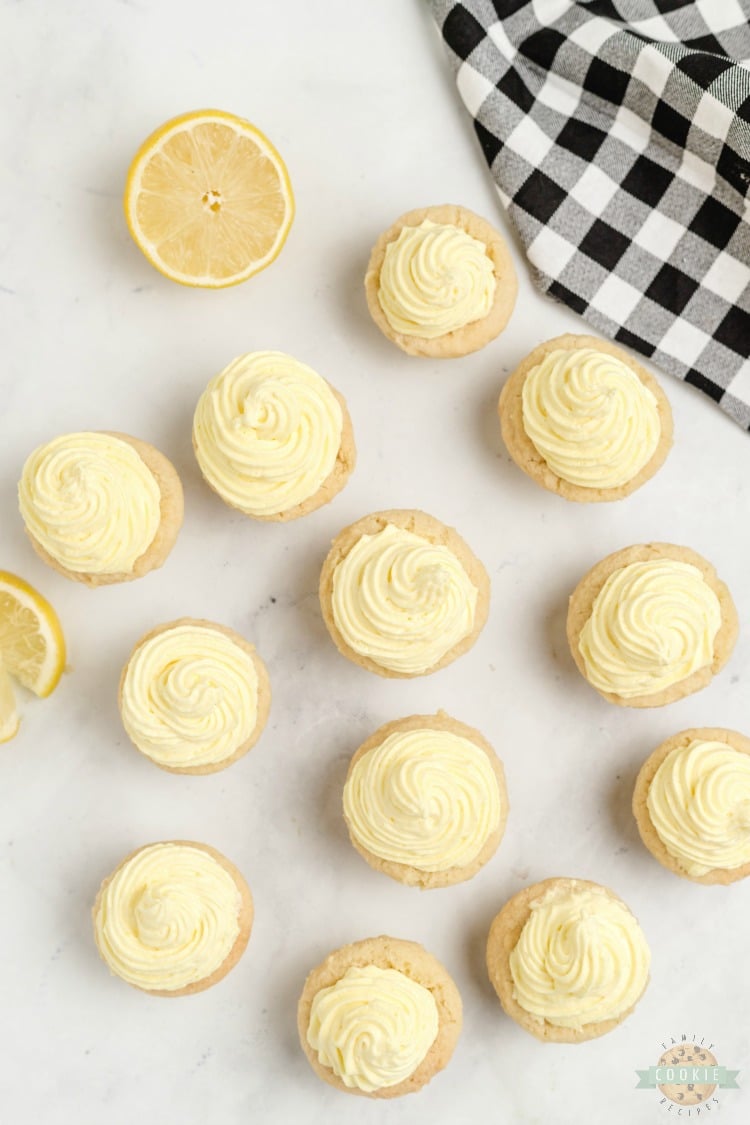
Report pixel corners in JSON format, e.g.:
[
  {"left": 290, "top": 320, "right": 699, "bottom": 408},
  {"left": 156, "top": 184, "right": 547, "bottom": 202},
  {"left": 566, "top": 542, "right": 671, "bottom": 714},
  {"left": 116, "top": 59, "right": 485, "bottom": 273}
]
[{"left": 429, "top": 0, "right": 750, "bottom": 428}]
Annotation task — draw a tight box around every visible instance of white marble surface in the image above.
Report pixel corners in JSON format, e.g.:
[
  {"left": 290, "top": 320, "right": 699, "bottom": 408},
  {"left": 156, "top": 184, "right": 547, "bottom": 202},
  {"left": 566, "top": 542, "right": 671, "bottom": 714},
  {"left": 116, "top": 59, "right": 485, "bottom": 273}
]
[{"left": 2, "top": 1, "right": 749, "bottom": 1122}]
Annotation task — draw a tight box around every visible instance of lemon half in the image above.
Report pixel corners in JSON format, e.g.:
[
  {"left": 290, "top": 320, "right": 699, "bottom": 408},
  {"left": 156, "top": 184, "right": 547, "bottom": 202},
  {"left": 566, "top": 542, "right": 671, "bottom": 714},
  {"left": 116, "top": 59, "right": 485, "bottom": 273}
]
[
  {"left": 124, "top": 109, "right": 295, "bottom": 288},
  {"left": 0, "top": 571, "right": 66, "bottom": 698}
]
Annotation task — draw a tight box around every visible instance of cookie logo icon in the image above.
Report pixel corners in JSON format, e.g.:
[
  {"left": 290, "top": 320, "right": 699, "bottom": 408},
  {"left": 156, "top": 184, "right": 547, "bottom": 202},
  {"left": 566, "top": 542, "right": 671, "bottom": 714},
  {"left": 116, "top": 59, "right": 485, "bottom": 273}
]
[
  {"left": 656, "top": 1044, "right": 718, "bottom": 1105},
  {"left": 635, "top": 1034, "right": 740, "bottom": 1111}
]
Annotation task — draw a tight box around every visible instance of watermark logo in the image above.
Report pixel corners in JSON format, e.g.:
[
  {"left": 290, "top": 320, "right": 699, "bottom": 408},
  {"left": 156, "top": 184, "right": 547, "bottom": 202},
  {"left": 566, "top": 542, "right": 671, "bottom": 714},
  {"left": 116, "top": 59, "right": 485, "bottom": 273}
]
[{"left": 636, "top": 1036, "right": 740, "bottom": 1113}]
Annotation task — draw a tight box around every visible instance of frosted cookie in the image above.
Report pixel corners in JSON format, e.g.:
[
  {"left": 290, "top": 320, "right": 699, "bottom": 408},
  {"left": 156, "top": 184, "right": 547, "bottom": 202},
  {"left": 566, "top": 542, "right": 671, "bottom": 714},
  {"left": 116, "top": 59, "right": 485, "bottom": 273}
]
[
  {"left": 319, "top": 509, "right": 490, "bottom": 678},
  {"left": 18, "top": 431, "right": 183, "bottom": 587},
  {"left": 498, "top": 334, "right": 673, "bottom": 501},
  {"left": 92, "top": 841, "right": 252, "bottom": 996},
  {"left": 364, "top": 204, "right": 517, "bottom": 357},
  {"left": 343, "top": 712, "right": 507, "bottom": 888},
  {"left": 298, "top": 936, "right": 462, "bottom": 1098},
  {"left": 486, "top": 878, "right": 650, "bottom": 1043},
  {"left": 633, "top": 728, "right": 750, "bottom": 885},
  {"left": 193, "top": 351, "right": 355, "bottom": 520},
  {"left": 567, "top": 543, "right": 737, "bottom": 708},
  {"left": 118, "top": 618, "right": 271, "bottom": 775}
]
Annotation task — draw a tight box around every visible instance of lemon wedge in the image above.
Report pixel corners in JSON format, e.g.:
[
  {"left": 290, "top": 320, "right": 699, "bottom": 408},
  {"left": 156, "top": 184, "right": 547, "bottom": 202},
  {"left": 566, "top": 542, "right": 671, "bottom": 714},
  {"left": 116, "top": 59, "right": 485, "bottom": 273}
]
[
  {"left": 0, "top": 662, "right": 19, "bottom": 743},
  {"left": 0, "top": 571, "right": 66, "bottom": 697},
  {"left": 124, "top": 109, "right": 294, "bottom": 288}
]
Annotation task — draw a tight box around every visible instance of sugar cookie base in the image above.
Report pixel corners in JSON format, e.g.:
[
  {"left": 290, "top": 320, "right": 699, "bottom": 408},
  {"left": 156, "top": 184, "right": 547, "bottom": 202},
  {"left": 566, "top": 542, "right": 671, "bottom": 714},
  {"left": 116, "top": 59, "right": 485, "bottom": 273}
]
[
  {"left": 498, "top": 333, "right": 673, "bottom": 501},
  {"left": 118, "top": 618, "right": 271, "bottom": 775},
  {"left": 318, "top": 508, "right": 490, "bottom": 678},
  {"left": 344, "top": 711, "right": 507, "bottom": 887},
  {"left": 92, "top": 840, "right": 253, "bottom": 997},
  {"left": 364, "top": 204, "right": 517, "bottom": 358},
  {"left": 193, "top": 382, "right": 356, "bottom": 521},
  {"left": 633, "top": 727, "right": 750, "bottom": 885},
  {"left": 24, "top": 431, "right": 184, "bottom": 587},
  {"left": 486, "top": 877, "right": 648, "bottom": 1043},
  {"left": 566, "top": 543, "right": 738, "bottom": 707},
  {"left": 297, "top": 935, "right": 462, "bottom": 1097}
]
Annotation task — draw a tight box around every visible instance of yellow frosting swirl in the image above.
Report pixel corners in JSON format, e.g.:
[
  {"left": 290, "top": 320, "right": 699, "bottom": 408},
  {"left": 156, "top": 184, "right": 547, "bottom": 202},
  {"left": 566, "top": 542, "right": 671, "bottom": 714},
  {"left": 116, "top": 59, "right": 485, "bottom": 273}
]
[
  {"left": 93, "top": 843, "right": 241, "bottom": 992},
  {"left": 344, "top": 728, "right": 501, "bottom": 871},
  {"left": 647, "top": 740, "right": 750, "bottom": 875},
  {"left": 578, "top": 560, "right": 721, "bottom": 699},
  {"left": 378, "top": 220, "right": 496, "bottom": 338},
  {"left": 510, "top": 883, "right": 650, "bottom": 1029},
  {"left": 18, "top": 433, "right": 161, "bottom": 575},
  {"left": 307, "top": 965, "right": 439, "bottom": 1092},
  {"left": 193, "top": 351, "right": 343, "bottom": 517},
  {"left": 331, "top": 524, "right": 478, "bottom": 675},
  {"left": 120, "top": 624, "right": 259, "bottom": 770},
  {"left": 521, "top": 348, "right": 661, "bottom": 489}
]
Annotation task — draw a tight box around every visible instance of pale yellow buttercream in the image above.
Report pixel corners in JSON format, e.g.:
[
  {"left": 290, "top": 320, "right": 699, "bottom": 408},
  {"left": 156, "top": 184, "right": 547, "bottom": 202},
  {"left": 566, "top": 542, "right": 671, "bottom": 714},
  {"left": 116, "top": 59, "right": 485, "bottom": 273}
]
[
  {"left": 377, "top": 220, "right": 496, "bottom": 339},
  {"left": 18, "top": 433, "right": 161, "bottom": 575},
  {"left": 120, "top": 625, "right": 259, "bottom": 769},
  {"left": 193, "top": 351, "right": 343, "bottom": 516},
  {"left": 578, "top": 560, "right": 721, "bottom": 699},
  {"left": 93, "top": 843, "right": 241, "bottom": 992},
  {"left": 307, "top": 965, "right": 439, "bottom": 1092},
  {"left": 331, "top": 524, "right": 477, "bottom": 675},
  {"left": 521, "top": 347, "right": 661, "bottom": 489},
  {"left": 510, "top": 884, "right": 650, "bottom": 1029},
  {"left": 648, "top": 740, "right": 750, "bottom": 875},
  {"left": 344, "top": 728, "right": 501, "bottom": 871}
]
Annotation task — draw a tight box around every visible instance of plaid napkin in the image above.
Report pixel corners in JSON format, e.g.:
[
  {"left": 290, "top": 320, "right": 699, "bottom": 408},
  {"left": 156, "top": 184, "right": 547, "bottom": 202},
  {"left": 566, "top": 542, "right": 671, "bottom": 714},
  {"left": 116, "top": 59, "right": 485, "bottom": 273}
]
[{"left": 428, "top": 0, "right": 750, "bottom": 429}]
